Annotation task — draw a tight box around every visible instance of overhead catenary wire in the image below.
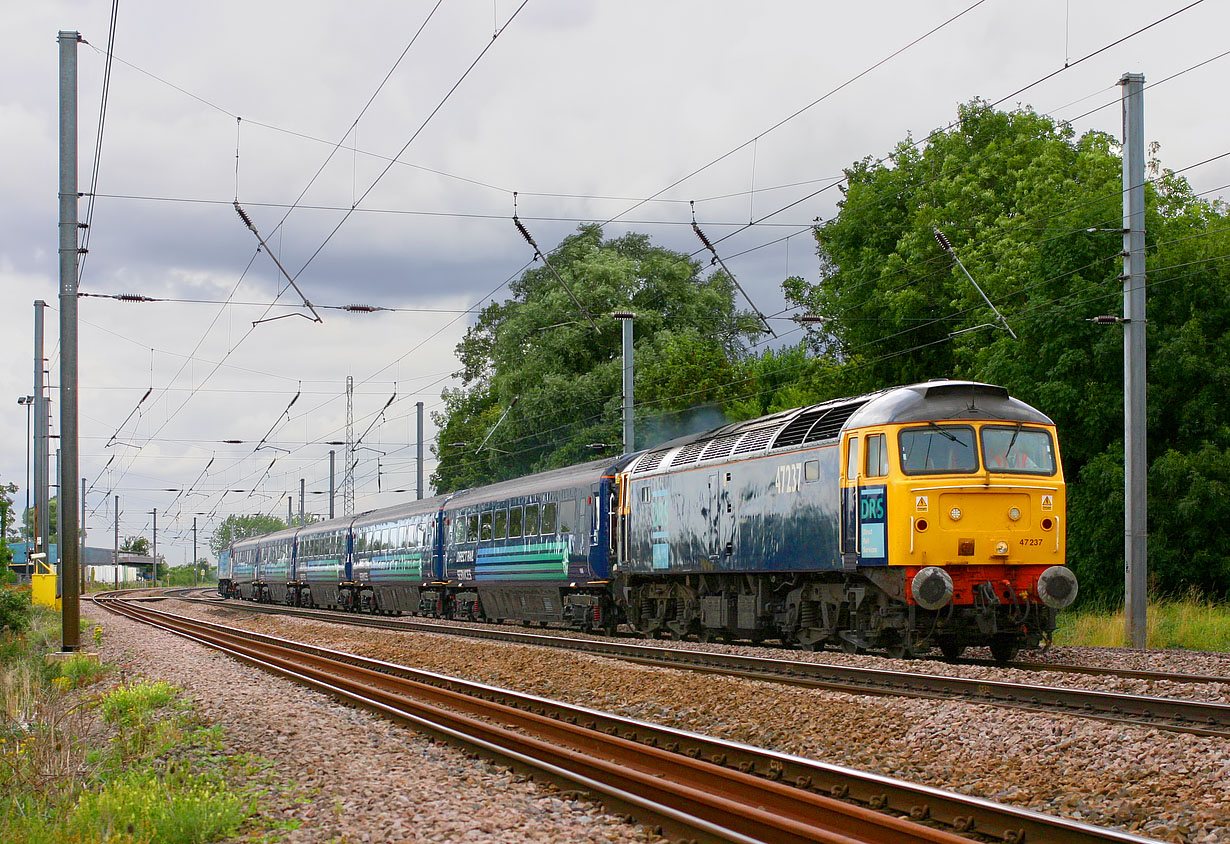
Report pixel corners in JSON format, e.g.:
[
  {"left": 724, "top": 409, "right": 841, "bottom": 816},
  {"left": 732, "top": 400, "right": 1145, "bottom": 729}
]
[
  {"left": 695, "top": 0, "right": 1212, "bottom": 256},
  {"left": 233, "top": 203, "right": 323, "bottom": 324},
  {"left": 81, "top": 8, "right": 1225, "bottom": 541},
  {"left": 691, "top": 202, "right": 774, "bottom": 336},
  {"left": 77, "top": 0, "right": 121, "bottom": 288}
]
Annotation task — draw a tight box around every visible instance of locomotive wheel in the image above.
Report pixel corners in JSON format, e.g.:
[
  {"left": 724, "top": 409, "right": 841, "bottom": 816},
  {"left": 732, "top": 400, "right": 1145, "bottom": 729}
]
[
  {"left": 989, "top": 635, "right": 1019, "bottom": 664},
  {"left": 886, "top": 644, "right": 916, "bottom": 660},
  {"left": 840, "top": 640, "right": 864, "bottom": 655},
  {"left": 697, "top": 629, "right": 716, "bottom": 644}
]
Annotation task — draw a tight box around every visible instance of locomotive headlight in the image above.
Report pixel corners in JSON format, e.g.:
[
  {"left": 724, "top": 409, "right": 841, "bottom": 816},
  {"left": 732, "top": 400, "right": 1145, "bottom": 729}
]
[
  {"left": 911, "top": 566, "right": 954, "bottom": 610},
  {"left": 1037, "top": 565, "right": 1079, "bottom": 609},
  {"left": 1008, "top": 507, "right": 1021, "bottom": 521},
  {"left": 994, "top": 540, "right": 1010, "bottom": 556},
  {"left": 949, "top": 507, "right": 962, "bottom": 521}
]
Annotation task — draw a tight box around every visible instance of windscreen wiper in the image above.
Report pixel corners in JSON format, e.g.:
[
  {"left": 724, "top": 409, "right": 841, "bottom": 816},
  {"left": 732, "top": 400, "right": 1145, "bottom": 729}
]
[
  {"left": 927, "top": 420, "right": 962, "bottom": 444},
  {"left": 1004, "top": 421, "right": 1023, "bottom": 461}
]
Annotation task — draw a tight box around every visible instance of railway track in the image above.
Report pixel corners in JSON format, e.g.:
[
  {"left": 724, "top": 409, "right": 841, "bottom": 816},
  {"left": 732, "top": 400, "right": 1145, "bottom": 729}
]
[
  {"left": 172, "top": 593, "right": 1230, "bottom": 738},
  {"left": 94, "top": 593, "right": 1160, "bottom": 844}
]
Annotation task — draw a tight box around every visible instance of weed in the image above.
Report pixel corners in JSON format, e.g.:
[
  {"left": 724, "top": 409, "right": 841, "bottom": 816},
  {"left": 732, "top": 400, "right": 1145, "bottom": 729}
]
[{"left": 1055, "top": 595, "right": 1230, "bottom": 651}]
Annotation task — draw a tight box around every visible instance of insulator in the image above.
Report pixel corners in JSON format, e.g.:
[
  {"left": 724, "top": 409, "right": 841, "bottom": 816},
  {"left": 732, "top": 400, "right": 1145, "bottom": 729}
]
[
  {"left": 342, "top": 304, "right": 382, "bottom": 313},
  {"left": 114, "top": 293, "right": 154, "bottom": 302},
  {"left": 692, "top": 221, "right": 715, "bottom": 252},
  {"left": 234, "top": 202, "right": 255, "bottom": 229},
  {"left": 933, "top": 228, "right": 953, "bottom": 251},
  {"left": 1090, "top": 315, "right": 1122, "bottom": 325},
  {"left": 513, "top": 216, "right": 537, "bottom": 249}
]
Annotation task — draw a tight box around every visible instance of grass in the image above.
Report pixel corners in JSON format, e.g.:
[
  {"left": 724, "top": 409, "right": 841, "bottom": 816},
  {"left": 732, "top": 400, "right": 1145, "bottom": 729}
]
[
  {"left": 0, "top": 604, "right": 276, "bottom": 844},
  {"left": 1055, "top": 594, "right": 1230, "bottom": 651}
]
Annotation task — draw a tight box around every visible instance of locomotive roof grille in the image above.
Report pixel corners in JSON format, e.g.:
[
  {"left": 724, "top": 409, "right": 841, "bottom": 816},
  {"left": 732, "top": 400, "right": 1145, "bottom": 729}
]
[
  {"left": 732, "top": 426, "right": 779, "bottom": 454},
  {"left": 670, "top": 440, "right": 708, "bottom": 467},
  {"left": 772, "top": 400, "right": 866, "bottom": 449},
  {"left": 633, "top": 449, "right": 670, "bottom": 474},
  {"left": 699, "top": 433, "right": 743, "bottom": 461}
]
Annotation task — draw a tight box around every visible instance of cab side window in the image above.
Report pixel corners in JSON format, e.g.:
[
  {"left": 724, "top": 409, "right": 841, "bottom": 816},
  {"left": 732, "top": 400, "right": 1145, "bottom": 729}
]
[
  {"left": 845, "top": 436, "right": 859, "bottom": 481},
  {"left": 865, "top": 433, "right": 888, "bottom": 478}
]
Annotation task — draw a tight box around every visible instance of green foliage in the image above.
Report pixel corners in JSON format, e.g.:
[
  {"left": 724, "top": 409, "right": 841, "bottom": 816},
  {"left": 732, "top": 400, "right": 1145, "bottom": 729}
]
[
  {"left": 0, "top": 587, "right": 32, "bottom": 635},
  {"left": 778, "top": 99, "right": 1230, "bottom": 603},
  {"left": 208, "top": 514, "right": 285, "bottom": 557},
  {"left": 2, "top": 673, "right": 257, "bottom": 844},
  {"left": 432, "top": 224, "right": 759, "bottom": 491},
  {"left": 1055, "top": 594, "right": 1230, "bottom": 651},
  {"left": 120, "top": 535, "right": 150, "bottom": 556},
  {"left": 53, "top": 655, "right": 109, "bottom": 691},
  {"left": 21, "top": 496, "right": 57, "bottom": 545},
  {"left": 61, "top": 766, "right": 249, "bottom": 844},
  {"left": 100, "top": 680, "right": 180, "bottom": 731}
]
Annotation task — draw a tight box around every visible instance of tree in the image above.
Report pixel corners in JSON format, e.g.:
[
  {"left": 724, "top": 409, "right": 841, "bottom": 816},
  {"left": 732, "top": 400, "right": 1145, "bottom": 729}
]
[
  {"left": 22, "top": 495, "right": 58, "bottom": 546},
  {"left": 432, "top": 224, "right": 760, "bottom": 492},
  {"left": 782, "top": 100, "right": 1230, "bottom": 602},
  {"left": 209, "top": 514, "right": 286, "bottom": 557},
  {"left": 120, "top": 535, "right": 150, "bottom": 556},
  {"left": 0, "top": 480, "right": 17, "bottom": 579}
]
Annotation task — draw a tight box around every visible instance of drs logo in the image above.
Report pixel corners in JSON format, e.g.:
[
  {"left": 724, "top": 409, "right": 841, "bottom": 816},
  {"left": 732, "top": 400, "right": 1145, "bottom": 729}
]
[{"left": 859, "top": 486, "right": 888, "bottom": 562}]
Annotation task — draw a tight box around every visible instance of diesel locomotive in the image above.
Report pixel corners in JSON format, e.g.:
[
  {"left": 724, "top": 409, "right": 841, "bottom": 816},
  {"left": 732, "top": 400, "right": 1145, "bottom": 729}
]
[{"left": 219, "top": 380, "right": 1077, "bottom": 661}]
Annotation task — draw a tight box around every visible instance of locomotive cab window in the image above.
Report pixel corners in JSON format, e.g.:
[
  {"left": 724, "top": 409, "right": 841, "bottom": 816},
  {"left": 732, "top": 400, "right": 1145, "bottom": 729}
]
[
  {"left": 899, "top": 425, "right": 978, "bottom": 474},
  {"left": 981, "top": 425, "right": 1057, "bottom": 475},
  {"left": 845, "top": 436, "right": 858, "bottom": 481},
  {"left": 865, "top": 433, "right": 888, "bottom": 478},
  {"left": 804, "top": 460, "right": 819, "bottom": 482}
]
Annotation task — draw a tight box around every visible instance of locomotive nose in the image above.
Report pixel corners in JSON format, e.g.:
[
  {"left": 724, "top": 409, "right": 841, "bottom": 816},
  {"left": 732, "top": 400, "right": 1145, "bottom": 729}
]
[
  {"left": 1036, "top": 565, "right": 1078, "bottom": 609},
  {"left": 911, "top": 566, "right": 954, "bottom": 610}
]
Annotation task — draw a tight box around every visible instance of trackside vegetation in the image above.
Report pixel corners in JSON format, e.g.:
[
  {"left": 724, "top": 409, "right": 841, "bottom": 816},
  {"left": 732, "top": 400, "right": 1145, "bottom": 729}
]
[
  {"left": 432, "top": 99, "right": 1230, "bottom": 612},
  {"left": 1056, "top": 594, "right": 1230, "bottom": 651},
  {"left": 0, "top": 594, "right": 276, "bottom": 844}
]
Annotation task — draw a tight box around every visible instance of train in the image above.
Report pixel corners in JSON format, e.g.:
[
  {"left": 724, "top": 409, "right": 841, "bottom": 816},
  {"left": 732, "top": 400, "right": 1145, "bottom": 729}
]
[{"left": 218, "top": 380, "right": 1077, "bottom": 662}]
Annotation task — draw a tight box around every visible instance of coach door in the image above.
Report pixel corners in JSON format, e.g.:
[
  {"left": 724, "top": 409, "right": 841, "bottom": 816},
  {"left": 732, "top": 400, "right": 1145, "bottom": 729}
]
[{"left": 841, "top": 435, "right": 859, "bottom": 571}]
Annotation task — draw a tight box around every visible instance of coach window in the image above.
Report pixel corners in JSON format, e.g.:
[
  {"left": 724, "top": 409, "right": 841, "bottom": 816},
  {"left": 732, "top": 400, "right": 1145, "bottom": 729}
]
[
  {"left": 466, "top": 514, "right": 479, "bottom": 542},
  {"left": 542, "top": 502, "right": 558, "bottom": 535},
  {"left": 524, "top": 503, "right": 540, "bottom": 537},
  {"left": 480, "top": 512, "right": 493, "bottom": 541},
  {"left": 494, "top": 508, "right": 507, "bottom": 539},
  {"left": 845, "top": 436, "right": 859, "bottom": 481},
  {"left": 865, "top": 433, "right": 888, "bottom": 478},
  {"left": 509, "top": 506, "right": 523, "bottom": 539},
  {"left": 559, "top": 499, "right": 575, "bottom": 535}
]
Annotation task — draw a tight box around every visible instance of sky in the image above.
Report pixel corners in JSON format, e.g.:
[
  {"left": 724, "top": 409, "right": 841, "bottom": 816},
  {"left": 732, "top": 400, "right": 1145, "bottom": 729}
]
[{"left": 2, "top": 0, "right": 1227, "bottom": 565}]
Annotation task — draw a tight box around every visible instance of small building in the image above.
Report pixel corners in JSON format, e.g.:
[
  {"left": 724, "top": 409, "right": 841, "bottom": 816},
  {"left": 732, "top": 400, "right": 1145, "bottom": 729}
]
[{"left": 7, "top": 543, "right": 151, "bottom": 586}]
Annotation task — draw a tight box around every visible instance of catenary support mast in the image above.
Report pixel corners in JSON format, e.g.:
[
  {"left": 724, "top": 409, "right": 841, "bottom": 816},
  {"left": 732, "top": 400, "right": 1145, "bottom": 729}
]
[{"left": 1121, "top": 72, "right": 1148, "bottom": 650}]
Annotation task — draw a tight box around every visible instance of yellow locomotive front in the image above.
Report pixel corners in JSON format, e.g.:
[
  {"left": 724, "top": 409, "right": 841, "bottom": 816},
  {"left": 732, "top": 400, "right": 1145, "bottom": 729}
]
[{"left": 841, "top": 382, "right": 1077, "bottom": 661}]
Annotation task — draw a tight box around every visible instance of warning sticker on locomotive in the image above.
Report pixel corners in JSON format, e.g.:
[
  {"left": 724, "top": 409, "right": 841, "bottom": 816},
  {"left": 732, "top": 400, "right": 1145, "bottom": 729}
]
[
  {"left": 1041, "top": 494, "right": 1054, "bottom": 511},
  {"left": 915, "top": 495, "right": 928, "bottom": 512}
]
